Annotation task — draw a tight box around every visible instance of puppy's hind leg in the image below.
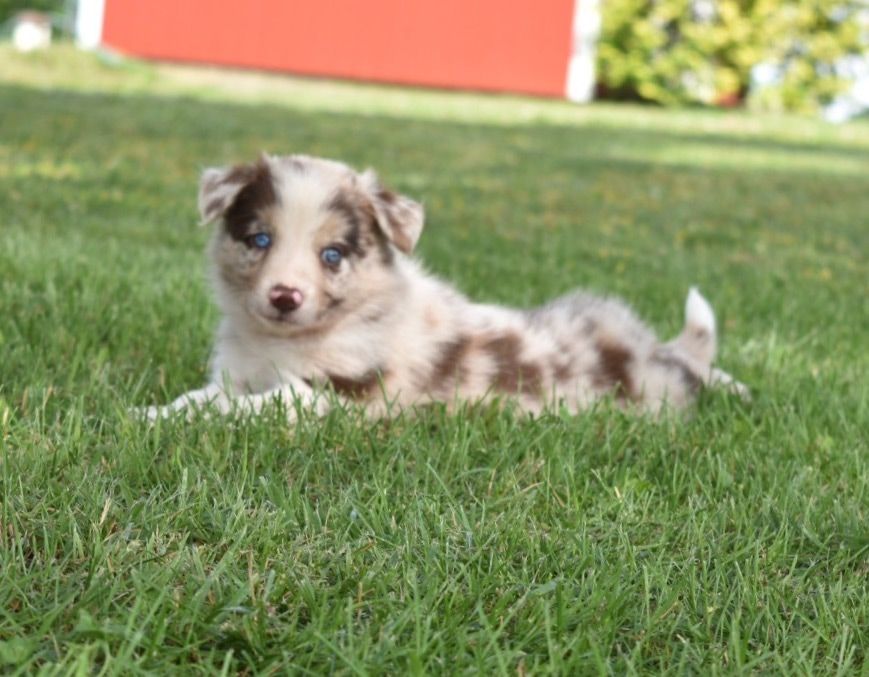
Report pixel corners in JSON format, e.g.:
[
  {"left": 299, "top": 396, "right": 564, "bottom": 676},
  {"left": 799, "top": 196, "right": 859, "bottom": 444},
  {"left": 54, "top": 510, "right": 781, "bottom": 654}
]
[
  {"left": 668, "top": 287, "right": 749, "bottom": 400},
  {"left": 670, "top": 287, "right": 717, "bottom": 367},
  {"left": 707, "top": 367, "right": 751, "bottom": 400}
]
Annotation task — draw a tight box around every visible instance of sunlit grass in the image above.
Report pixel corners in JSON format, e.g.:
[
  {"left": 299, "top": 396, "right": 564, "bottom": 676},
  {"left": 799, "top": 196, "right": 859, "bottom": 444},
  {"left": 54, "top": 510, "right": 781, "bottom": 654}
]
[{"left": 0, "top": 46, "right": 866, "bottom": 674}]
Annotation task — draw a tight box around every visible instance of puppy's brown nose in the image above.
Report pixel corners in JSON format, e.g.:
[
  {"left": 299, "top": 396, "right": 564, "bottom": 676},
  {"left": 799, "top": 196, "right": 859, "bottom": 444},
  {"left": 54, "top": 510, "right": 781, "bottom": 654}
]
[{"left": 269, "top": 285, "right": 303, "bottom": 312}]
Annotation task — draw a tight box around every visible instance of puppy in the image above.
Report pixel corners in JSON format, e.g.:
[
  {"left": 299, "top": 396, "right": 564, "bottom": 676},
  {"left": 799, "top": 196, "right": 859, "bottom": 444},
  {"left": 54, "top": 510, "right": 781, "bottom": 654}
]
[{"left": 141, "top": 154, "right": 746, "bottom": 421}]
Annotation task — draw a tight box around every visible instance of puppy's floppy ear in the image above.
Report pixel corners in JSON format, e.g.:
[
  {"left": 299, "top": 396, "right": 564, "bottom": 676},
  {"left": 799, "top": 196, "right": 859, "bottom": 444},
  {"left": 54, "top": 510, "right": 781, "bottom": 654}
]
[
  {"left": 197, "top": 156, "right": 275, "bottom": 225},
  {"left": 198, "top": 167, "right": 239, "bottom": 224},
  {"left": 360, "top": 169, "right": 424, "bottom": 254}
]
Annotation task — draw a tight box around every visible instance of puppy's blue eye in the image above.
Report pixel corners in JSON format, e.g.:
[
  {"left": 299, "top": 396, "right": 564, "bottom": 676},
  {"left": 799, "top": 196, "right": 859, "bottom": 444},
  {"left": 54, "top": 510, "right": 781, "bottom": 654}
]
[
  {"left": 250, "top": 232, "right": 271, "bottom": 249},
  {"left": 320, "top": 246, "right": 343, "bottom": 266}
]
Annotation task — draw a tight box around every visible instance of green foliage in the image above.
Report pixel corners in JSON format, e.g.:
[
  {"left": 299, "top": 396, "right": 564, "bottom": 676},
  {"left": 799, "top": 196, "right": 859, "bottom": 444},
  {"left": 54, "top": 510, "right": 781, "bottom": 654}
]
[
  {"left": 0, "top": 0, "right": 75, "bottom": 38},
  {"left": 0, "top": 0, "right": 63, "bottom": 22},
  {"left": 598, "top": 0, "right": 866, "bottom": 111}
]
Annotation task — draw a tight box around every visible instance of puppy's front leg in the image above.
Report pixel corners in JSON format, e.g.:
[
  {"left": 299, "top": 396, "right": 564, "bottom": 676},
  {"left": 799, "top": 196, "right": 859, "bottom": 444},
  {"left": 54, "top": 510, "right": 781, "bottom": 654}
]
[
  {"left": 139, "top": 383, "right": 229, "bottom": 421},
  {"left": 139, "top": 378, "right": 328, "bottom": 422}
]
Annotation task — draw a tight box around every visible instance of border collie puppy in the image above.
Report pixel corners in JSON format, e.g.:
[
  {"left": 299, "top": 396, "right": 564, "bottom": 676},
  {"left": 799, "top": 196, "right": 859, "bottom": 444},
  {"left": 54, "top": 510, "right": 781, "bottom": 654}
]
[{"left": 141, "top": 154, "right": 746, "bottom": 421}]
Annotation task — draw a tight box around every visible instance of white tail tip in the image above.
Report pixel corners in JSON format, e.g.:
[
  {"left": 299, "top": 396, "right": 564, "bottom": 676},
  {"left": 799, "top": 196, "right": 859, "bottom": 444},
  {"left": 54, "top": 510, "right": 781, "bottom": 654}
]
[{"left": 685, "top": 287, "right": 716, "bottom": 334}]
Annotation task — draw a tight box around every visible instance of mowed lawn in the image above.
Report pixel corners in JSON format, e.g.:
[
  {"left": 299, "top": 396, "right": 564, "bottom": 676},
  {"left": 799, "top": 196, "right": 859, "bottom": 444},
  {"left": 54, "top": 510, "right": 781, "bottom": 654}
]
[{"left": 1, "top": 47, "right": 867, "bottom": 674}]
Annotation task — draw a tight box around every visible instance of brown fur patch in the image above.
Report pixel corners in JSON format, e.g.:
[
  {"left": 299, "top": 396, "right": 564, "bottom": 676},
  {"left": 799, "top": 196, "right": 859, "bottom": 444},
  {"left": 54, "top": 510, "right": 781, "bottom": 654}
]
[
  {"left": 483, "top": 333, "right": 543, "bottom": 395},
  {"left": 592, "top": 339, "right": 635, "bottom": 400},
  {"left": 377, "top": 188, "right": 398, "bottom": 204},
  {"left": 222, "top": 159, "right": 278, "bottom": 241},
  {"left": 384, "top": 219, "right": 413, "bottom": 254},
  {"left": 327, "top": 191, "right": 365, "bottom": 257},
  {"left": 553, "top": 359, "right": 574, "bottom": 382},
  {"left": 431, "top": 335, "right": 472, "bottom": 389},
  {"left": 324, "top": 292, "right": 343, "bottom": 309},
  {"left": 326, "top": 370, "right": 383, "bottom": 400},
  {"left": 374, "top": 189, "right": 414, "bottom": 254},
  {"left": 329, "top": 189, "right": 393, "bottom": 264},
  {"left": 211, "top": 236, "right": 266, "bottom": 293}
]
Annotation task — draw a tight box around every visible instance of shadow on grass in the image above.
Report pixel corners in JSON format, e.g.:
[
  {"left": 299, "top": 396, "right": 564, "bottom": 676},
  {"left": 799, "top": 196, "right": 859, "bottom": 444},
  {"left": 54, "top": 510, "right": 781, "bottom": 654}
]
[{"left": 3, "top": 83, "right": 868, "bottom": 179}]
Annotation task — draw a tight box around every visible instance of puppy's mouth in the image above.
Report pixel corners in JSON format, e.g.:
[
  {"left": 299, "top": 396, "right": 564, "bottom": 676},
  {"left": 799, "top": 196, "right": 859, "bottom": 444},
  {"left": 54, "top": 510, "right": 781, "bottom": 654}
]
[
  {"left": 242, "top": 298, "right": 303, "bottom": 326},
  {"left": 252, "top": 304, "right": 335, "bottom": 336},
  {"left": 259, "top": 309, "right": 308, "bottom": 329},
  {"left": 266, "top": 309, "right": 301, "bottom": 323}
]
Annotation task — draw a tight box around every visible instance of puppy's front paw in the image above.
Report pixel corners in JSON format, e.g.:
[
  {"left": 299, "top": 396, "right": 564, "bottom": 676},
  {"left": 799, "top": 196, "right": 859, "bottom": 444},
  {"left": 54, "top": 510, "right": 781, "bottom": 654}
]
[{"left": 129, "top": 405, "right": 171, "bottom": 422}]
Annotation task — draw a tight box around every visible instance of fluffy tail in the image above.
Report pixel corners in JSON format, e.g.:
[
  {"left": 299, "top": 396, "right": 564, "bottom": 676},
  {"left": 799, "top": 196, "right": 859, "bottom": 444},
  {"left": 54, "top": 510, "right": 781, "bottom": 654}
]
[{"left": 671, "top": 287, "right": 717, "bottom": 368}]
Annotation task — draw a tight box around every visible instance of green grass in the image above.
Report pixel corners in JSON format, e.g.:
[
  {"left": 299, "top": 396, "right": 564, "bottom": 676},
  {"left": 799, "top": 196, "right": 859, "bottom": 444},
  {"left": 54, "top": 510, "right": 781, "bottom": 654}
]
[{"left": 1, "top": 46, "right": 867, "bottom": 674}]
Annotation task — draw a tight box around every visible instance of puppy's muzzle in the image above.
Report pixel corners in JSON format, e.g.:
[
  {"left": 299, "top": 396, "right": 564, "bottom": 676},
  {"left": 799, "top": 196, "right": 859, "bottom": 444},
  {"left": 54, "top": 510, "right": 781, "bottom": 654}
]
[{"left": 269, "top": 285, "right": 304, "bottom": 313}]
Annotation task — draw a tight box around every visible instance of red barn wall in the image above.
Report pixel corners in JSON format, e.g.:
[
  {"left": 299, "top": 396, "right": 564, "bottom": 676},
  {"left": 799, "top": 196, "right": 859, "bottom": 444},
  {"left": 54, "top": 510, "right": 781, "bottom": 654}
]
[{"left": 101, "top": 0, "right": 577, "bottom": 97}]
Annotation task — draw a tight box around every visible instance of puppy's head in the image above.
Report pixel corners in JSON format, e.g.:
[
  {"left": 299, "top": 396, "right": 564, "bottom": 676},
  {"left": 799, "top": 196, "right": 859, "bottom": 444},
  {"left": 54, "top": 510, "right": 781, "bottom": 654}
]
[{"left": 199, "top": 154, "right": 423, "bottom": 337}]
